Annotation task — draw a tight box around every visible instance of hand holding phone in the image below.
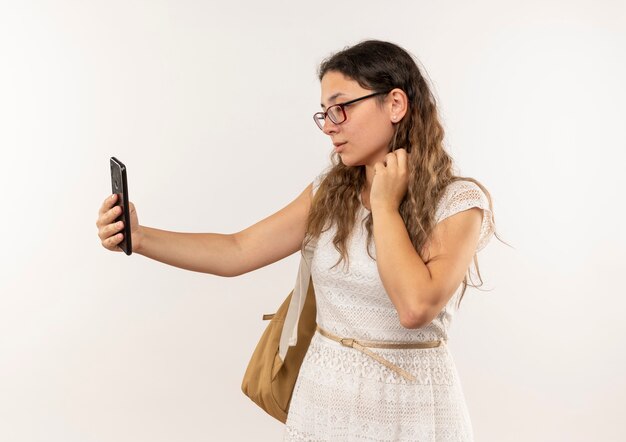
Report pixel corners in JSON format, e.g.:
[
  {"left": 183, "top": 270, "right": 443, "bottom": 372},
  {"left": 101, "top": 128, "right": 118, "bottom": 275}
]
[{"left": 109, "top": 157, "right": 133, "bottom": 255}]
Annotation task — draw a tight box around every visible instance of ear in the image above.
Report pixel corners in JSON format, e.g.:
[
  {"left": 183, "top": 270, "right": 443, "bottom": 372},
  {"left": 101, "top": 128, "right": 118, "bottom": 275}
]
[{"left": 388, "top": 88, "right": 409, "bottom": 123}]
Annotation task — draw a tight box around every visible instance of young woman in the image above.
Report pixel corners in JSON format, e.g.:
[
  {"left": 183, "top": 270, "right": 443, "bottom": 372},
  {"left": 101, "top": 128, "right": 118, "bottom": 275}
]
[{"left": 96, "top": 39, "right": 501, "bottom": 441}]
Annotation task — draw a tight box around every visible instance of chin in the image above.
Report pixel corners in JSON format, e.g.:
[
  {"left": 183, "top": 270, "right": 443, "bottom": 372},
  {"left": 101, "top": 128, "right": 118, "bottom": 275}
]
[
  {"left": 337, "top": 151, "right": 369, "bottom": 167},
  {"left": 337, "top": 153, "right": 356, "bottom": 167}
]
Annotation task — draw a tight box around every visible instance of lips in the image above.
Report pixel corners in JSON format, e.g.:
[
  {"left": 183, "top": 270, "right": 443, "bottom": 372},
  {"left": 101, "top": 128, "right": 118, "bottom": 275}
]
[
  {"left": 333, "top": 142, "right": 347, "bottom": 148},
  {"left": 334, "top": 142, "right": 346, "bottom": 152}
]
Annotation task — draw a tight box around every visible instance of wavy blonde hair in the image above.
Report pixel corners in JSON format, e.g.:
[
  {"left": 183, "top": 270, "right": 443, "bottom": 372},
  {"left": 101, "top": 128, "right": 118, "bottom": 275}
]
[{"left": 300, "top": 40, "right": 510, "bottom": 308}]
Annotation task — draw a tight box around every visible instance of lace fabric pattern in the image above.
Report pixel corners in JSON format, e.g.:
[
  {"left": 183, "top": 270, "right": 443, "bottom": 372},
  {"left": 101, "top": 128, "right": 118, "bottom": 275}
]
[
  {"left": 283, "top": 174, "right": 494, "bottom": 441},
  {"left": 435, "top": 179, "right": 494, "bottom": 253}
]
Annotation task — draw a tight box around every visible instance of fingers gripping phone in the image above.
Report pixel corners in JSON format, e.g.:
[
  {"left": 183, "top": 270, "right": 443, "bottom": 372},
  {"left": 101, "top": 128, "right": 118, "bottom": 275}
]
[{"left": 110, "top": 157, "right": 132, "bottom": 255}]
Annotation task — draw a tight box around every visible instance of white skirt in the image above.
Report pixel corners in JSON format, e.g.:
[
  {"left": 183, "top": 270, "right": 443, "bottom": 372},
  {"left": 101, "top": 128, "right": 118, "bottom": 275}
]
[{"left": 283, "top": 330, "right": 474, "bottom": 442}]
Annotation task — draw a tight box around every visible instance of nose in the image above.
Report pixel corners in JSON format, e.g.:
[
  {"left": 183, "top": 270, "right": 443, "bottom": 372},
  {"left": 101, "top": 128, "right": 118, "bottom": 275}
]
[{"left": 322, "top": 116, "right": 339, "bottom": 136}]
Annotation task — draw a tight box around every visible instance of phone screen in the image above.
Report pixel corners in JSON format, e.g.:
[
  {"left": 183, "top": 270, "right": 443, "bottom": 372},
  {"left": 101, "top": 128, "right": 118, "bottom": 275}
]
[{"left": 110, "top": 157, "right": 132, "bottom": 255}]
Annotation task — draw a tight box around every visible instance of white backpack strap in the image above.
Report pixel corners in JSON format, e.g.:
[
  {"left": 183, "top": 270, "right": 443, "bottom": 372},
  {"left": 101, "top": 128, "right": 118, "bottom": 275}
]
[{"left": 278, "top": 246, "right": 314, "bottom": 362}]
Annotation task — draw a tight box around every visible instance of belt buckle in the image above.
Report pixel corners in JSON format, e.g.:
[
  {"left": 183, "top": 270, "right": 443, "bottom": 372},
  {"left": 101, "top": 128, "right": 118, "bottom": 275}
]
[{"left": 340, "top": 337, "right": 355, "bottom": 347}]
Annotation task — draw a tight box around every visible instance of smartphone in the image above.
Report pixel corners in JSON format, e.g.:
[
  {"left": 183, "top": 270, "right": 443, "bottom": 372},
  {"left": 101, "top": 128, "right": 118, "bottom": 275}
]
[{"left": 110, "top": 157, "right": 132, "bottom": 255}]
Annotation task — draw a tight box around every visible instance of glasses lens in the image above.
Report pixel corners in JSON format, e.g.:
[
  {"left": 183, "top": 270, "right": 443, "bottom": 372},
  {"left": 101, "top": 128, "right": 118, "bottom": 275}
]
[
  {"left": 314, "top": 113, "right": 325, "bottom": 130},
  {"left": 328, "top": 105, "right": 344, "bottom": 124}
]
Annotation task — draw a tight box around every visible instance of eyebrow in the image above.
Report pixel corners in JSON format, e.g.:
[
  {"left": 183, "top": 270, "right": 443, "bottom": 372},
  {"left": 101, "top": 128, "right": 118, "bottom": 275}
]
[{"left": 320, "top": 92, "right": 346, "bottom": 109}]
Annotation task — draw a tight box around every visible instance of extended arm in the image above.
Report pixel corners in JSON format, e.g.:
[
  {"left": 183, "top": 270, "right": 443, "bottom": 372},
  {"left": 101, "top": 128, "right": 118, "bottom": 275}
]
[{"left": 136, "top": 183, "right": 313, "bottom": 278}]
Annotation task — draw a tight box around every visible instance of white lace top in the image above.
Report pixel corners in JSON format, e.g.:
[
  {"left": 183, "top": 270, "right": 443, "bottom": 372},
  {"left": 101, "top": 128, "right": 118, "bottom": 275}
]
[{"left": 283, "top": 172, "right": 495, "bottom": 441}]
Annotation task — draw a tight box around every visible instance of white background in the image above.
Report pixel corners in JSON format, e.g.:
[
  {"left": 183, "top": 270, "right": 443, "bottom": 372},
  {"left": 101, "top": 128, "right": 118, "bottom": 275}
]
[{"left": 1, "top": 0, "right": 625, "bottom": 441}]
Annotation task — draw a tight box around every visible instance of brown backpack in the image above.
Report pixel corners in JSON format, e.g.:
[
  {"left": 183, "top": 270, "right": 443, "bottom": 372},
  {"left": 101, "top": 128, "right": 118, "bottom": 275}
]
[{"left": 241, "top": 250, "right": 317, "bottom": 423}]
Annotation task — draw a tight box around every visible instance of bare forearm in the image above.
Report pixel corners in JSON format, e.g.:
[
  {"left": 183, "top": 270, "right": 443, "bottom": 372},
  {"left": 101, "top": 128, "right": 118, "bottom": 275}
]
[
  {"left": 136, "top": 226, "right": 240, "bottom": 277},
  {"left": 371, "top": 208, "right": 433, "bottom": 325}
]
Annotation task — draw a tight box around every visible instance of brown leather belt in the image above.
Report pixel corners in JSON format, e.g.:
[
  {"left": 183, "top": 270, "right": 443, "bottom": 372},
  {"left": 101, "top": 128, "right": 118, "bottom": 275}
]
[{"left": 315, "top": 324, "right": 446, "bottom": 382}]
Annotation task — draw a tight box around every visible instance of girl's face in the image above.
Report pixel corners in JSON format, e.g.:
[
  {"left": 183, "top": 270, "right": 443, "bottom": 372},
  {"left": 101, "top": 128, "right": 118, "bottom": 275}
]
[{"left": 320, "top": 71, "right": 396, "bottom": 167}]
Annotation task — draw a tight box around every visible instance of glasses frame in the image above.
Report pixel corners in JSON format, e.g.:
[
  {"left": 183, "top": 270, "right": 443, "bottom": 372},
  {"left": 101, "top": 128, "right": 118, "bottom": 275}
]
[{"left": 313, "top": 90, "right": 390, "bottom": 131}]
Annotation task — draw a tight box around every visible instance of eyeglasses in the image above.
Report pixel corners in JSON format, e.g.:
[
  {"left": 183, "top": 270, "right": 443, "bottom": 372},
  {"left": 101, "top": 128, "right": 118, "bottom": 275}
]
[{"left": 313, "top": 91, "right": 390, "bottom": 131}]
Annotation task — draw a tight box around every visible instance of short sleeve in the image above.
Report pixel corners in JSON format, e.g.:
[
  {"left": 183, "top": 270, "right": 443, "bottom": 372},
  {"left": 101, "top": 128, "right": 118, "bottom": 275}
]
[
  {"left": 435, "top": 180, "right": 495, "bottom": 253},
  {"left": 304, "top": 171, "right": 326, "bottom": 252}
]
